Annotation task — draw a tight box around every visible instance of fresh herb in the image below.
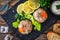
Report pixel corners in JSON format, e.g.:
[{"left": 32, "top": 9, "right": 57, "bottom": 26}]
[
  {"left": 15, "top": 13, "right": 20, "bottom": 19},
  {"left": 56, "top": 5, "right": 60, "bottom": 9},
  {"left": 15, "top": 13, "right": 26, "bottom": 20},
  {"left": 40, "top": 0, "right": 51, "bottom": 9}
]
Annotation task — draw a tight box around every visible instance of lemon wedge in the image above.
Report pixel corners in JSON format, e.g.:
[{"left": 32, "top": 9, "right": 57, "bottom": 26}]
[
  {"left": 17, "top": 1, "right": 40, "bottom": 14},
  {"left": 17, "top": 4, "right": 23, "bottom": 14},
  {"left": 28, "top": 0, "right": 40, "bottom": 9},
  {"left": 23, "top": 1, "right": 34, "bottom": 14}
]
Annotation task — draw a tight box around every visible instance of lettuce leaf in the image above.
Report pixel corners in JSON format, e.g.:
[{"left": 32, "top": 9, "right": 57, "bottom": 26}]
[{"left": 12, "top": 19, "right": 20, "bottom": 28}]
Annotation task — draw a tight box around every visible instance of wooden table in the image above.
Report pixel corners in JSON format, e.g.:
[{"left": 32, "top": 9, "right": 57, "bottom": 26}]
[
  {"left": 0, "top": 0, "right": 60, "bottom": 40},
  {"left": 0, "top": 0, "right": 20, "bottom": 40}
]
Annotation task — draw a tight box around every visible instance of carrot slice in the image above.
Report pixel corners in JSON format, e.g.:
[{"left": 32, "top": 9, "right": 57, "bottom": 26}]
[
  {"left": 40, "top": 11, "right": 47, "bottom": 19},
  {"left": 18, "top": 26, "right": 24, "bottom": 33}
]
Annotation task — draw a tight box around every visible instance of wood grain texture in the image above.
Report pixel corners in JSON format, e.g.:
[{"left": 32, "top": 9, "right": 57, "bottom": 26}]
[
  {"left": 0, "top": 0, "right": 19, "bottom": 25},
  {"left": 0, "top": 0, "right": 60, "bottom": 40},
  {"left": 0, "top": 0, "right": 19, "bottom": 40}
]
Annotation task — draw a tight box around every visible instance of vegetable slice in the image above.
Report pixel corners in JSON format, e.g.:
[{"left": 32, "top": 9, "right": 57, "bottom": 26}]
[
  {"left": 23, "top": 1, "right": 34, "bottom": 14},
  {"left": 18, "top": 26, "right": 24, "bottom": 33},
  {"left": 28, "top": 1, "right": 40, "bottom": 10},
  {"left": 17, "top": 4, "right": 23, "bottom": 14}
]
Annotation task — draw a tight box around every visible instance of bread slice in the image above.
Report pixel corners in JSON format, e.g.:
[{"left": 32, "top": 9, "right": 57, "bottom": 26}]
[
  {"left": 47, "top": 32, "right": 60, "bottom": 40},
  {"left": 53, "top": 23, "right": 60, "bottom": 34}
]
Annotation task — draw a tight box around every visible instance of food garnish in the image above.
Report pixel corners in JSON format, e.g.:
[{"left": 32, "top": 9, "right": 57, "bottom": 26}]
[
  {"left": 40, "top": 0, "right": 51, "bottom": 9},
  {"left": 17, "top": 0, "right": 40, "bottom": 14},
  {"left": 28, "top": 0, "right": 40, "bottom": 10},
  {"left": 12, "top": 19, "right": 20, "bottom": 28},
  {"left": 18, "top": 26, "right": 25, "bottom": 33},
  {"left": 56, "top": 5, "right": 60, "bottom": 9}
]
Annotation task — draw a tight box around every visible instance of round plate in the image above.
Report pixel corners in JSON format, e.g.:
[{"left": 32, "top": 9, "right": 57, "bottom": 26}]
[{"left": 1, "top": 0, "right": 58, "bottom": 40}]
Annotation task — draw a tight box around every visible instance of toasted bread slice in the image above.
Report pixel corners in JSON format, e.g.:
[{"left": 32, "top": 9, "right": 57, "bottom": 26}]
[{"left": 47, "top": 32, "right": 60, "bottom": 40}]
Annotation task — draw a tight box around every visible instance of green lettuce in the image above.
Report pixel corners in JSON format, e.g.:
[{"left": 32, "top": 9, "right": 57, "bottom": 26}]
[{"left": 12, "top": 19, "right": 20, "bottom": 28}]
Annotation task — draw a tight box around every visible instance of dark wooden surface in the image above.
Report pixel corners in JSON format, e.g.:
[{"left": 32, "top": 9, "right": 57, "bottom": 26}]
[{"left": 0, "top": 0, "right": 60, "bottom": 40}]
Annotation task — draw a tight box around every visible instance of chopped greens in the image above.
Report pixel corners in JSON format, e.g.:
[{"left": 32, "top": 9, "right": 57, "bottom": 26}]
[
  {"left": 56, "top": 5, "right": 60, "bottom": 9},
  {"left": 39, "top": 0, "right": 51, "bottom": 9},
  {"left": 15, "top": 13, "right": 26, "bottom": 20}
]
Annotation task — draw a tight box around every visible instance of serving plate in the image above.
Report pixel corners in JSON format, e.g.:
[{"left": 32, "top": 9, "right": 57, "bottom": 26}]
[{"left": 1, "top": 0, "right": 59, "bottom": 40}]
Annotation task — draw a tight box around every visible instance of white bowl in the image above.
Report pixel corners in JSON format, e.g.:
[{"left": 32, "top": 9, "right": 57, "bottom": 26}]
[{"left": 51, "top": 1, "right": 60, "bottom": 15}]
